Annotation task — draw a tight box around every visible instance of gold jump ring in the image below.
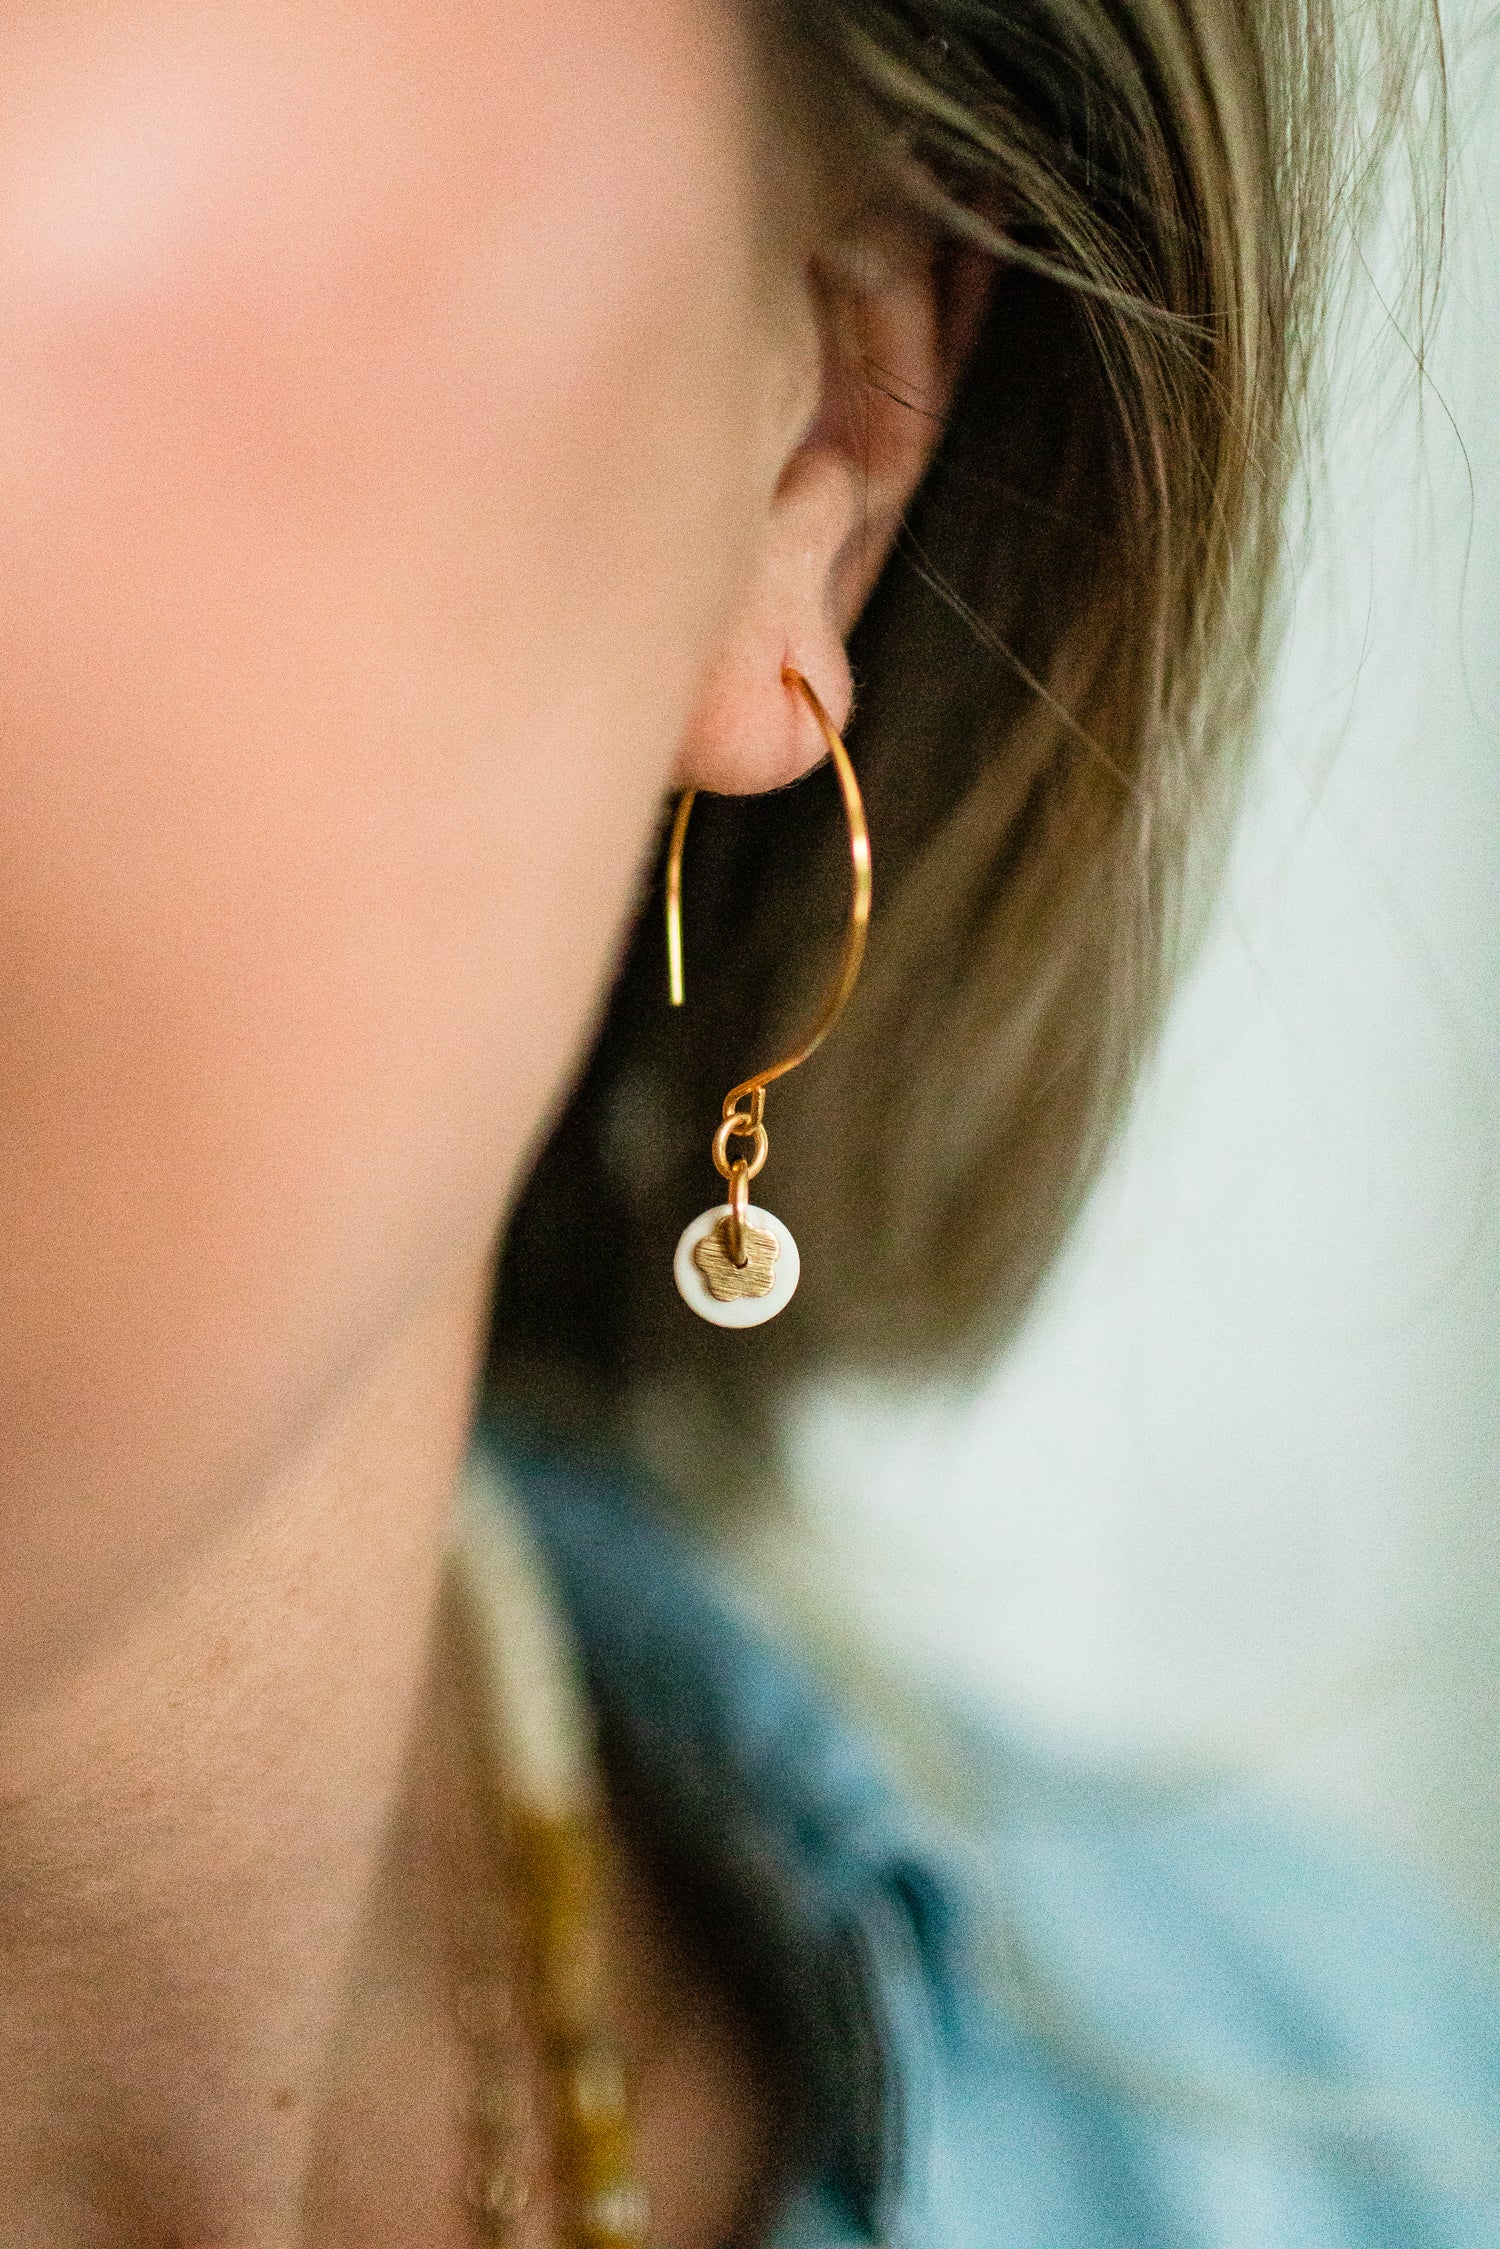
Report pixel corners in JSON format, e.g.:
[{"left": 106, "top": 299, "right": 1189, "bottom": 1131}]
[{"left": 712, "top": 1114, "right": 768, "bottom": 1183}]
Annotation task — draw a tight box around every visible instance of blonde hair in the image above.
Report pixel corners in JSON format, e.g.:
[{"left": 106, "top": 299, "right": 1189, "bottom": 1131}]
[{"left": 488, "top": 0, "right": 1427, "bottom": 1500}]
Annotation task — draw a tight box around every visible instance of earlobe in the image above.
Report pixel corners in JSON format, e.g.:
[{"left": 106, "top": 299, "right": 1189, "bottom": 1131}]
[{"left": 675, "top": 232, "right": 959, "bottom": 798}]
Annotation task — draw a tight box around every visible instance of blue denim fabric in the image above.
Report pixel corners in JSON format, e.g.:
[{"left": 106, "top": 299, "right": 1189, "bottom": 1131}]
[{"left": 483, "top": 1425, "right": 1500, "bottom": 2249}]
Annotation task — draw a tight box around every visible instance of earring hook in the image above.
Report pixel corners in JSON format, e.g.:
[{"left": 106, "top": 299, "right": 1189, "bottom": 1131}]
[{"left": 665, "top": 667, "right": 872, "bottom": 1122}]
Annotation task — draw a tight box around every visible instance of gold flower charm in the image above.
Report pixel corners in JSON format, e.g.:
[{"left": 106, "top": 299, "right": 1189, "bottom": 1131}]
[{"left": 693, "top": 1218, "right": 780, "bottom": 1302}]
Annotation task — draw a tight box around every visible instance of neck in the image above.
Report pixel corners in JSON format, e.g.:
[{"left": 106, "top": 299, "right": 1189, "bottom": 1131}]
[{"left": 0, "top": 1258, "right": 495, "bottom": 2249}]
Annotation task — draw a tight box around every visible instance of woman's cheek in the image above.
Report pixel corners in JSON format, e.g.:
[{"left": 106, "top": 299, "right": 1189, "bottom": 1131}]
[{"left": 0, "top": 0, "right": 778, "bottom": 1677}]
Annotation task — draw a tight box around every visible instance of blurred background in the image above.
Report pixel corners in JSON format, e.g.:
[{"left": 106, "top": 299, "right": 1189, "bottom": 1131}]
[{"left": 752, "top": 18, "right": 1500, "bottom": 1937}]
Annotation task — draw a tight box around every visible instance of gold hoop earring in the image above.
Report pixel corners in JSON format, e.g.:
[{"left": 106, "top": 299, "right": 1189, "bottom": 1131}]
[{"left": 666, "top": 666, "right": 872, "bottom": 1328}]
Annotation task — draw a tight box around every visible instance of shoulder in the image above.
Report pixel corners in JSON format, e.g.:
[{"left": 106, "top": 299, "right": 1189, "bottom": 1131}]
[
  {"left": 842, "top": 1671, "right": 1500, "bottom": 2247},
  {"left": 713, "top": 1518, "right": 1500, "bottom": 2247}
]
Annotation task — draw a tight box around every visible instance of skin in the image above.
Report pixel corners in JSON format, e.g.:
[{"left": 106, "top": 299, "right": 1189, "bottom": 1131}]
[{"left": 0, "top": 2, "right": 952, "bottom": 2242}]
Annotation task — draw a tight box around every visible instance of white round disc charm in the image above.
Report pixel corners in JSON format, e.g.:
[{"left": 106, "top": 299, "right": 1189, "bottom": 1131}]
[{"left": 673, "top": 1203, "right": 800, "bottom": 1327}]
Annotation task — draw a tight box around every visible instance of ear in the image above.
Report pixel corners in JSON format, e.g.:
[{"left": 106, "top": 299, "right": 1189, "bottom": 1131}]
[{"left": 676, "top": 233, "right": 978, "bottom": 793}]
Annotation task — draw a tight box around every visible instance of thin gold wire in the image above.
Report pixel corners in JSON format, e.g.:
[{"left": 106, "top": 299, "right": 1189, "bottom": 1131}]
[
  {"left": 724, "top": 1159, "right": 751, "bottom": 1266},
  {"left": 664, "top": 790, "right": 693, "bottom": 1011},
  {"left": 665, "top": 666, "right": 872, "bottom": 1121}
]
